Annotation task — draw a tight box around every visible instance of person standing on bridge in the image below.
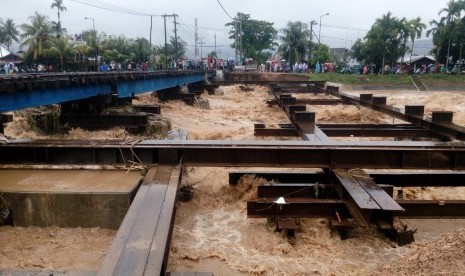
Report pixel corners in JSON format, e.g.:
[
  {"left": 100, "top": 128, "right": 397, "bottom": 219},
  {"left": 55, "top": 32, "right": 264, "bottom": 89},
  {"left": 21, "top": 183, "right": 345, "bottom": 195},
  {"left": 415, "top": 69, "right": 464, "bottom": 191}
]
[
  {"left": 100, "top": 62, "right": 109, "bottom": 72},
  {"left": 3, "top": 63, "right": 10, "bottom": 76}
]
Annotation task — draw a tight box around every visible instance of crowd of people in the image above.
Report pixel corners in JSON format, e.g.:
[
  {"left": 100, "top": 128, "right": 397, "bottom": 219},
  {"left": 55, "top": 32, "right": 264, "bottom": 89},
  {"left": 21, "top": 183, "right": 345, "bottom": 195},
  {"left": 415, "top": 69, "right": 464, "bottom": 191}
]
[{"left": 2, "top": 55, "right": 463, "bottom": 76}]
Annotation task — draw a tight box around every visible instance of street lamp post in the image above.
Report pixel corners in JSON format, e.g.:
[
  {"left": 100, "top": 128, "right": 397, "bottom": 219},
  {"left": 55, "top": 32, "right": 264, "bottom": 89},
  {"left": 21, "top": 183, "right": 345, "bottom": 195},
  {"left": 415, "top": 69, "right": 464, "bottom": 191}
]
[
  {"left": 84, "top": 17, "right": 98, "bottom": 71},
  {"left": 318, "top": 13, "right": 329, "bottom": 63}
]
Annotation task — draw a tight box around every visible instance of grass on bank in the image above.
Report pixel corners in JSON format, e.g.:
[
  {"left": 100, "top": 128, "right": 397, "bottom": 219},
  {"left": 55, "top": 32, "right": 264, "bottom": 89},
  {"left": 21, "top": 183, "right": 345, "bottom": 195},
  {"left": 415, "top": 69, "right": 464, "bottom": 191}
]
[{"left": 307, "top": 73, "right": 465, "bottom": 86}]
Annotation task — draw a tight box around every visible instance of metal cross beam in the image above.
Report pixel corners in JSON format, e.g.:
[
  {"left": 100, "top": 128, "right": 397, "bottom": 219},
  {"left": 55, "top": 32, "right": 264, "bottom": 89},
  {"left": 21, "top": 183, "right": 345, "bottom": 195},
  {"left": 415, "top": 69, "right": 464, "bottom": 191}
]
[{"left": 1, "top": 140, "right": 465, "bottom": 170}]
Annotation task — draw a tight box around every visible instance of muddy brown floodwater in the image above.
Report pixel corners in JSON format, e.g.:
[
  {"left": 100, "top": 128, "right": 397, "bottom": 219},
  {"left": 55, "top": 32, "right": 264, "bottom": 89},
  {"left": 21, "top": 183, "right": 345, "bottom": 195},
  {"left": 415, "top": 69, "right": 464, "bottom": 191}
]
[{"left": 2, "top": 84, "right": 465, "bottom": 275}]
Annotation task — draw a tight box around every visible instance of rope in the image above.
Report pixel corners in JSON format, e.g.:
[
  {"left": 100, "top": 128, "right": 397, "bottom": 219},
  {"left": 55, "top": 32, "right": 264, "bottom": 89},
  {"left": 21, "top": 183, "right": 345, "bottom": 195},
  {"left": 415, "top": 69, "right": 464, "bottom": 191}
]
[{"left": 347, "top": 168, "right": 373, "bottom": 180}]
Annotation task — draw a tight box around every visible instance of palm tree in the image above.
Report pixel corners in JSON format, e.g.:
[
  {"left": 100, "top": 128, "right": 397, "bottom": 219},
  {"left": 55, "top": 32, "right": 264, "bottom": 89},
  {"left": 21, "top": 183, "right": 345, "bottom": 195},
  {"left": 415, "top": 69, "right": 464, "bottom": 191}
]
[
  {"left": 374, "top": 12, "right": 399, "bottom": 74},
  {"left": 50, "top": 0, "right": 67, "bottom": 37},
  {"left": 0, "top": 18, "right": 4, "bottom": 57},
  {"left": 397, "top": 17, "right": 410, "bottom": 72},
  {"left": 83, "top": 29, "right": 106, "bottom": 70},
  {"left": 408, "top": 17, "right": 427, "bottom": 64},
  {"left": 21, "top": 12, "right": 52, "bottom": 62},
  {"left": 279, "top": 21, "right": 310, "bottom": 65},
  {"left": 132, "top": 38, "right": 151, "bottom": 63},
  {"left": 48, "top": 36, "right": 75, "bottom": 69},
  {"left": 427, "top": 19, "right": 445, "bottom": 68},
  {"left": 51, "top": 21, "right": 67, "bottom": 37},
  {"left": 439, "top": 0, "right": 463, "bottom": 71},
  {"left": 0, "top": 18, "right": 20, "bottom": 51}
]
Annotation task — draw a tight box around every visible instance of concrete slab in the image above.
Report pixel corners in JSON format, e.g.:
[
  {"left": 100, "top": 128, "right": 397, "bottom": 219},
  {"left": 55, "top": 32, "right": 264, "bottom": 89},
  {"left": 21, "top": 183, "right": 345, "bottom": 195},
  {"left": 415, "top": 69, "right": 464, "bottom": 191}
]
[{"left": 0, "top": 169, "right": 143, "bottom": 229}]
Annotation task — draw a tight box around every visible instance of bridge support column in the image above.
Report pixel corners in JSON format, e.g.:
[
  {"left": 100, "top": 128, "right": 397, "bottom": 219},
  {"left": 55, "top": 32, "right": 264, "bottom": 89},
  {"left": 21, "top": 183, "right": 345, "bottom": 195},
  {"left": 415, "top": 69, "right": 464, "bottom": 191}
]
[{"left": 0, "top": 114, "right": 13, "bottom": 134}]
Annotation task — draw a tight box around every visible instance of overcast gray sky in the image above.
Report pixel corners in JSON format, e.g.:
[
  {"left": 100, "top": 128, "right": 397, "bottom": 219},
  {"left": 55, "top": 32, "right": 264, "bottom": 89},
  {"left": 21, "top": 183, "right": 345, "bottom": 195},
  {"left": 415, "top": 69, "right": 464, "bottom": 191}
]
[{"left": 0, "top": 0, "right": 452, "bottom": 58}]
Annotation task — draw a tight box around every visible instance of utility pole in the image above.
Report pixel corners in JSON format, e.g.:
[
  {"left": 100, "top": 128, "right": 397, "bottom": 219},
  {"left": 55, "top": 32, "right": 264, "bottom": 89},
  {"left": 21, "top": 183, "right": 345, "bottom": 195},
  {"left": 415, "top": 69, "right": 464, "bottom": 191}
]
[
  {"left": 149, "top": 15, "right": 153, "bottom": 49},
  {"left": 234, "top": 17, "right": 238, "bottom": 63},
  {"left": 195, "top": 18, "right": 199, "bottom": 60},
  {"left": 173, "top": 14, "right": 179, "bottom": 61},
  {"left": 199, "top": 38, "right": 205, "bottom": 59},
  {"left": 309, "top": 20, "right": 317, "bottom": 63},
  {"left": 162, "top": 14, "right": 168, "bottom": 70},
  {"left": 239, "top": 15, "right": 243, "bottom": 64},
  {"left": 318, "top": 13, "right": 329, "bottom": 63},
  {"left": 214, "top": 33, "right": 217, "bottom": 55},
  {"left": 161, "top": 14, "right": 176, "bottom": 69}
]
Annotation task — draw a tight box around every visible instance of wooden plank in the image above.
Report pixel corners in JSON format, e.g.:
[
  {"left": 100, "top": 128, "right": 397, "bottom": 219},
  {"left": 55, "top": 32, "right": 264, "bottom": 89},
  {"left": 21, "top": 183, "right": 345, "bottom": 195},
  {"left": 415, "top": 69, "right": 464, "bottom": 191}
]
[
  {"left": 112, "top": 166, "right": 173, "bottom": 275},
  {"left": 343, "top": 200, "right": 371, "bottom": 227},
  {"left": 332, "top": 170, "right": 380, "bottom": 210},
  {"left": 98, "top": 167, "right": 158, "bottom": 275},
  {"left": 351, "top": 170, "right": 404, "bottom": 211},
  {"left": 143, "top": 166, "right": 181, "bottom": 275},
  {"left": 112, "top": 184, "right": 167, "bottom": 275}
]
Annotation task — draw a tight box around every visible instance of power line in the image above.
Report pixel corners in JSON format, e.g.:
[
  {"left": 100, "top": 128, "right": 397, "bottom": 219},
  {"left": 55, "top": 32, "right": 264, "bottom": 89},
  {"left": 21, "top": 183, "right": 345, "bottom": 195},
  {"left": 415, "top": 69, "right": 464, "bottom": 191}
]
[
  {"left": 69, "top": 0, "right": 158, "bottom": 16},
  {"left": 178, "top": 22, "right": 229, "bottom": 32},
  {"left": 186, "top": 44, "right": 229, "bottom": 48},
  {"left": 321, "top": 24, "right": 369, "bottom": 32},
  {"left": 216, "top": 0, "right": 233, "bottom": 19}
]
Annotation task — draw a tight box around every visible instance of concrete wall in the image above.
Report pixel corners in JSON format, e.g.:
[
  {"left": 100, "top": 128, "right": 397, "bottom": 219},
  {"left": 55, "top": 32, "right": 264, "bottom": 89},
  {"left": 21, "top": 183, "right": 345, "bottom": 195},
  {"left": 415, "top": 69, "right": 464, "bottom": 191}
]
[{"left": 2, "top": 186, "right": 139, "bottom": 230}]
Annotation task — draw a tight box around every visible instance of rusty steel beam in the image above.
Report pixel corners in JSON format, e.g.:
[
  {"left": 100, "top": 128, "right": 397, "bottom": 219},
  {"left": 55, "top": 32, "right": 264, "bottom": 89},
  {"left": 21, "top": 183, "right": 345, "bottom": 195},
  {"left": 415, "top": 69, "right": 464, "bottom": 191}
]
[
  {"left": 229, "top": 170, "right": 465, "bottom": 188},
  {"left": 256, "top": 183, "right": 394, "bottom": 199},
  {"left": 2, "top": 140, "right": 465, "bottom": 169},
  {"left": 267, "top": 98, "right": 346, "bottom": 106},
  {"left": 331, "top": 169, "right": 404, "bottom": 226},
  {"left": 247, "top": 200, "right": 349, "bottom": 219},
  {"left": 61, "top": 113, "right": 148, "bottom": 129},
  {"left": 370, "top": 172, "right": 465, "bottom": 187},
  {"left": 256, "top": 184, "right": 338, "bottom": 199},
  {"left": 396, "top": 200, "right": 465, "bottom": 218},
  {"left": 253, "top": 124, "right": 299, "bottom": 137},
  {"left": 215, "top": 80, "right": 325, "bottom": 86},
  {"left": 327, "top": 90, "right": 465, "bottom": 141},
  {"left": 318, "top": 125, "right": 449, "bottom": 140},
  {"left": 248, "top": 200, "right": 465, "bottom": 219},
  {"left": 99, "top": 166, "right": 181, "bottom": 275},
  {"left": 228, "top": 171, "right": 327, "bottom": 185}
]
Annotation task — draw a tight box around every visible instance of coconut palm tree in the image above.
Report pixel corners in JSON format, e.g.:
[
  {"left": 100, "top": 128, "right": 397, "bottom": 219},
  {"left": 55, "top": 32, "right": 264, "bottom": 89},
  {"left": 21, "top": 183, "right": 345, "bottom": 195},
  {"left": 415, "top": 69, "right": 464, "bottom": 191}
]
[
  {"left": 439, "top": 0, "right": 463, "bottom": 71},
  {"left": 50, "top": 0, "right": 67, "bottom": 37},
  {"left": 427, "top": 19, "right": 445, "bottom": 68},
  {"left": 279, "top": 21, "right": 310, "bottom": 65},
  {"left": 0, "top": 18, "right": 20, "bottom": 51},
  {"left": 21, "top": 12, "right": 52, "bottom": 62},
  {"left": 48, "top": 36, "right": 75, "bottom": 69},
  {"left": 408, "top": 17, "right": 427, "bottom": 64},
  {"left": 397, "top": 17, "right": 410, "bottom": 72}
]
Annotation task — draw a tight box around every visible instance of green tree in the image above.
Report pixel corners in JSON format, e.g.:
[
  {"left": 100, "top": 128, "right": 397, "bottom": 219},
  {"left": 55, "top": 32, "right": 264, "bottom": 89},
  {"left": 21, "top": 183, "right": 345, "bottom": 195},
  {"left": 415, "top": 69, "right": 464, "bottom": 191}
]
[
  {"left": 102, "top": 35, "right": 130, "bottom": 63},
  {"left": 351, "top": 12, "right": 407, "bottom": 73},
  {"left": 439, "top": 0, "right": 463, "bottom": 70},
  {"left": 50, "top": 0, "right": 67, "bottom": 37},
  {"left": 226, "top": 13, "right": 278, "bottom": 64},
  {"left": 21, "top": 12, "right": 52, "bottom": 62},
  {"left": 131, "top": 37, "right": 152, "bottom": 63},
  {"left": 82, "top": 29, "right": 106, "bottom": 70},
  {"left": 427, "top": 19, "right": 446, "bottom": 67},
  {"left": 167, "top": 36, "right": 186, "bottom": 61},
  {"left": 279, "top": 21, "right": 310, "bottom": 65},
  {"left": 408, "top": 17, "right": 427, "bottom": 63},
  {"left": 0, "top": 18, "right": 20, "bottom": 51},
  {"left": 47, "top": 35, "right": 75, "bottom": 69}
]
